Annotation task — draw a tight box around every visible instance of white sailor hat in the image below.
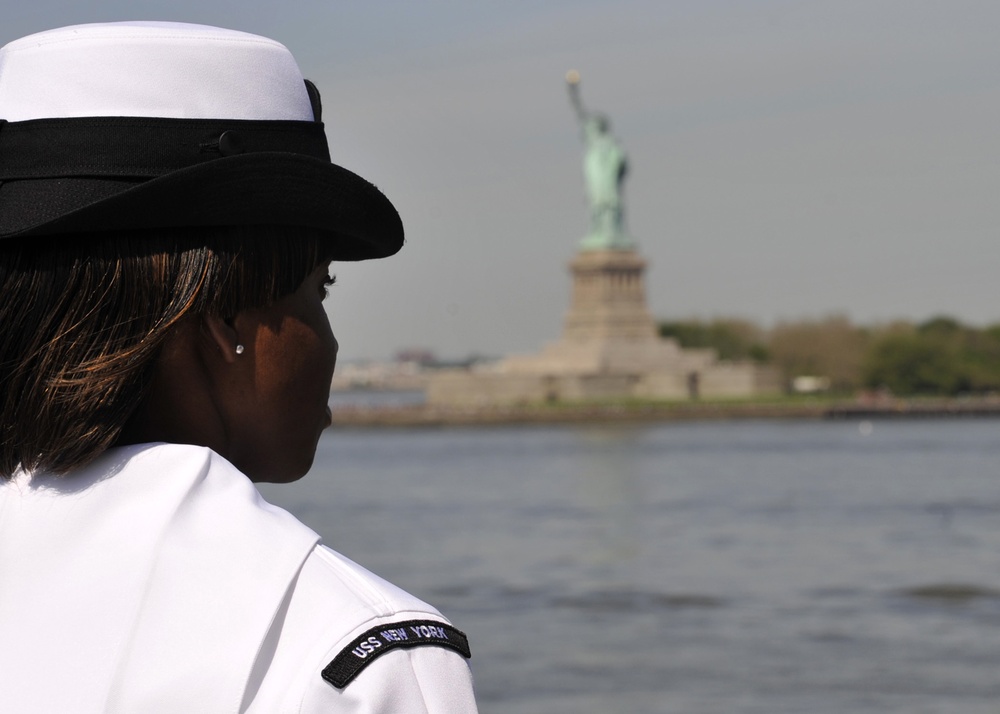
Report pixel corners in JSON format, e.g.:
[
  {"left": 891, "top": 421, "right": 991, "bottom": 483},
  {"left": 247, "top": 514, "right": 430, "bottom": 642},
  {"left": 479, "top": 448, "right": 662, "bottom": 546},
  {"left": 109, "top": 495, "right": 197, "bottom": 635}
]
[{"left": 0, "top": 21, "right": 402, "bottom": 260}]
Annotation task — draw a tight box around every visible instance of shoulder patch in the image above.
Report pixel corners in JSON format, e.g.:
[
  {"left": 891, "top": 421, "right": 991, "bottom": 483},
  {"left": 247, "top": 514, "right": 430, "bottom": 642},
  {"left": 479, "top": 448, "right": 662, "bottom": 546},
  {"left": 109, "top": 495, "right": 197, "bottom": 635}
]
[{"left": 321, "top": 619, "right": 471, "bottom": 689}]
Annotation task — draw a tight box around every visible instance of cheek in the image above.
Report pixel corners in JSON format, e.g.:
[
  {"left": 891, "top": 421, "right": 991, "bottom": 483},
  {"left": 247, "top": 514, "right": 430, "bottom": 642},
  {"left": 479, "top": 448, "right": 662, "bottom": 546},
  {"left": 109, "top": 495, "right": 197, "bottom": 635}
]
[{"left": 255, "top": 317, "right": 335, "bottom": 403}]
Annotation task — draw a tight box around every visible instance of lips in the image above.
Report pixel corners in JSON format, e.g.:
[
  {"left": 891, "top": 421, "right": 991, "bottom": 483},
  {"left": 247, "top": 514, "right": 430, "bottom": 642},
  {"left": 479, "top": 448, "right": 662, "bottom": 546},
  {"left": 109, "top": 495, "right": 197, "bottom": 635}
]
[{"left": 324, "top": 405, "right": 333, "bottom": 427}]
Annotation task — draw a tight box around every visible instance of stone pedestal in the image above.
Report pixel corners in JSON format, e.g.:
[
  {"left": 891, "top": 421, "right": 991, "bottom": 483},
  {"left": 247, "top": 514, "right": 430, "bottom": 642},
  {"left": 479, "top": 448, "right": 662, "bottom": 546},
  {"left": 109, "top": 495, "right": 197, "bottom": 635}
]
[
  {"left": 502, "top": 248, "right": 691, "bottom": 378},
  {"left": 562, "top": 250, "right": 659, "bottom": 341}
]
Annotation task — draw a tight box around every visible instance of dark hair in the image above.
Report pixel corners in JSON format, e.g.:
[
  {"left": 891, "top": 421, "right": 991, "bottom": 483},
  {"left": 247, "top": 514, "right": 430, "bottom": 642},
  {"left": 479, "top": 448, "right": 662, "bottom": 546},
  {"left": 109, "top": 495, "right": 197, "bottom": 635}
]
[{"left": 0, "top": 225, "right": 332, "bottom": 478}]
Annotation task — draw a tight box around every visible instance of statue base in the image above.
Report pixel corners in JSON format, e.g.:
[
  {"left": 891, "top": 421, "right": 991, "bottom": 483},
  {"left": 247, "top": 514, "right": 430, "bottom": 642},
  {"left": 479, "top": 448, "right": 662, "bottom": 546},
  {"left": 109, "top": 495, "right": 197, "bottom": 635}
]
[
  {"left": 495, "top": 248, "right": 688, "bottom": 377},
  {"left": 562, "top": 249, "right": 657, "bottom": 341}
]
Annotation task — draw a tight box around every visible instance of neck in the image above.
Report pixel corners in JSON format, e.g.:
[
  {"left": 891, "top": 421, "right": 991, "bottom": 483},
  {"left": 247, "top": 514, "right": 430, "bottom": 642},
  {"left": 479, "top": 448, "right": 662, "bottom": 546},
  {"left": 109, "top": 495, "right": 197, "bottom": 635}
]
[{"left": 117, "top": 318, "right": 229, "bottom": 454}]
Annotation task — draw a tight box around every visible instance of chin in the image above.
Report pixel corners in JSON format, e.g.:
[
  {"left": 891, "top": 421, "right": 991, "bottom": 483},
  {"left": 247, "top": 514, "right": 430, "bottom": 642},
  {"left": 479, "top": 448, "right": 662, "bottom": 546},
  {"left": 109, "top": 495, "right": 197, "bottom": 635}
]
[{"left": 241, "top": 450, "right": 316, "bottom": 484}]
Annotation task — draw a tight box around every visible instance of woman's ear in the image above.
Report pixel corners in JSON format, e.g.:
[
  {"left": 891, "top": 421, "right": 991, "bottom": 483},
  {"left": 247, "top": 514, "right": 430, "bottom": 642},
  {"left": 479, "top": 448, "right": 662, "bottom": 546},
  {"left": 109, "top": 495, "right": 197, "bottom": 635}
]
[{"left": 201, "top": 314, "right": 241, "bottom": 364}]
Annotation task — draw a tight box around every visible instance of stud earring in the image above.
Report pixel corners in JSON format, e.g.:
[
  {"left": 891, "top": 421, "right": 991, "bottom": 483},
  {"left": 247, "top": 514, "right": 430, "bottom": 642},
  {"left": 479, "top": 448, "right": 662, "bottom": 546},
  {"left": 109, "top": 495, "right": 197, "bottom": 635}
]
[{"left": 235, "top": 344, "right": 245, "bottom": 355}]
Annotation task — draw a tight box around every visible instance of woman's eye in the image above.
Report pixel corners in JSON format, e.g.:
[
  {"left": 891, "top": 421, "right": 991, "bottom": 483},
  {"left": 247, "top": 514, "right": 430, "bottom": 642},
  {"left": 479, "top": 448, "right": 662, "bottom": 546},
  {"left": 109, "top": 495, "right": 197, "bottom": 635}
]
[{"left": 321, "top": 274, "right": 336, "bottom": 299}]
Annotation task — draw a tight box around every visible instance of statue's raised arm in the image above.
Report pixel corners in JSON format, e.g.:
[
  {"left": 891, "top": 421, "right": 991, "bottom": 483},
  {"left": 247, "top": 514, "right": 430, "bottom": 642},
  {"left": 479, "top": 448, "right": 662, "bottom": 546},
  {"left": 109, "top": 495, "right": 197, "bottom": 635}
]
[
  {"left": 564, "top": 70, "right": 634, "bottom": 251},
  {"left": 566, "top": 70, "right": 587, "bottom": 125}
]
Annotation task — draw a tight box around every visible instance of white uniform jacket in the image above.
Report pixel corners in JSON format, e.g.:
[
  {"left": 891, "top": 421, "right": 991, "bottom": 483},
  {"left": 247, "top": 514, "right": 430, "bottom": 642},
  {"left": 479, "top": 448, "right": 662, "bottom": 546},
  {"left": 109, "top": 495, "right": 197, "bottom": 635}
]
[{"left": 0, "top": 443, "right": 478, "bottom": 713}]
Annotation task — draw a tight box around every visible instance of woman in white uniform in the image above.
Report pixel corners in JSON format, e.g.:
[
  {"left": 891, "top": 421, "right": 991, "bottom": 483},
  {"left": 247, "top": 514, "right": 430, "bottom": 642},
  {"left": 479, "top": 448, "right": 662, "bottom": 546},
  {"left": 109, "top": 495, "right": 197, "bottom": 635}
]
[{"left": 0, "top": 22, "right": 478, "bottom": 713}]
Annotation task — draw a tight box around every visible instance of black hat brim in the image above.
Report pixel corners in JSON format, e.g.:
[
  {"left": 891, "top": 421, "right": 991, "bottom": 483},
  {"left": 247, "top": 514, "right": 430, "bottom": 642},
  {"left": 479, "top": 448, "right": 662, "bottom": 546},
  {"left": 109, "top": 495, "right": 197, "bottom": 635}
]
[{"left": 0, "top": 151, "right": 403, "bottom": 261}]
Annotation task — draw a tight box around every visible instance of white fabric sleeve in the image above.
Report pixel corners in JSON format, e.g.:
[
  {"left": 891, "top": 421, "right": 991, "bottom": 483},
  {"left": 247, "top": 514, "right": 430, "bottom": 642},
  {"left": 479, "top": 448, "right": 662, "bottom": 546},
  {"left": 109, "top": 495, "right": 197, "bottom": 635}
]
[{"left": 300, "top": 645, "right": 479, "bottom": 713}]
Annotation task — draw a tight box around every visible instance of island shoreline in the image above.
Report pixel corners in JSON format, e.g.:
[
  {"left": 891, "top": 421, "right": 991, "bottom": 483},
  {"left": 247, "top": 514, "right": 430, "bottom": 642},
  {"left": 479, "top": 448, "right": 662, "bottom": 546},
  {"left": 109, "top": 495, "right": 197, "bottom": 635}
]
[{"left": 329, "top": 396, "right": 1000, "bottom": 428}]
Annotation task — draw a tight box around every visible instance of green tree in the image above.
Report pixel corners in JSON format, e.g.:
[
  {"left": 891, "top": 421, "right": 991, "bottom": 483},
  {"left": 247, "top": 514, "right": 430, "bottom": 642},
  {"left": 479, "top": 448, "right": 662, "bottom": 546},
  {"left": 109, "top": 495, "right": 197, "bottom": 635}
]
[
  {"left": 657, "top": 313, "right": 1000, "bottom": 396},
  {"left": 658, "top": 318, "right": 769, "bottom": 362},
  {"left": 861, "top": 316, "right": 1000, "bottom": 395},
  {"left": 862, "top": 331, "right": 966, "bottom": 395},
  {"left": 768, "top": 316, "right": 868, "bottom": 392},
  {"left": 963, "top": 324, "right": 1000, "bottom": 391}
]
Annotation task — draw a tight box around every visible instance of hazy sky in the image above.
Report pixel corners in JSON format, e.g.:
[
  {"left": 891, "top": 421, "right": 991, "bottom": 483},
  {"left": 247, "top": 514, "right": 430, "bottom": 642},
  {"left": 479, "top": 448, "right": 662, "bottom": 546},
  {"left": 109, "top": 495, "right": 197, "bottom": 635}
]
[{"left": 5, "top": 1, "right": 1000, "bottom": 360}]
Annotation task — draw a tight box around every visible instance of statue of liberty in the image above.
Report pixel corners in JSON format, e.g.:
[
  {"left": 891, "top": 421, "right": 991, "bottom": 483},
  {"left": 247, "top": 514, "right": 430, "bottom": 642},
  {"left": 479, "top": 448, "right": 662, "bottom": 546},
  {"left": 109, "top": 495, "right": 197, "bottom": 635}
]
[{"left": 566, "top": 70, "right": 634, "bottom": 250}]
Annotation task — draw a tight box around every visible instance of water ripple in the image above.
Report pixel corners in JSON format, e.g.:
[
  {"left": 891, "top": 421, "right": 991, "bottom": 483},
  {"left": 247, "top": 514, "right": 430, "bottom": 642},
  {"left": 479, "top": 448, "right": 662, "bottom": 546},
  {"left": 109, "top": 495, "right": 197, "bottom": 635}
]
[{"left": 552, "top": 589, "right": 725, "bottom": 612}]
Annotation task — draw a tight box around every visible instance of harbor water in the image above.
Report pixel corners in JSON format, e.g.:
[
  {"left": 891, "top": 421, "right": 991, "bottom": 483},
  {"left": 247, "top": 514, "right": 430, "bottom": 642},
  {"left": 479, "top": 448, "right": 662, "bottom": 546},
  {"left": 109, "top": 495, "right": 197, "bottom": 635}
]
[{"left": 257, "top": 416, "right": 1000, "bottom": 713}]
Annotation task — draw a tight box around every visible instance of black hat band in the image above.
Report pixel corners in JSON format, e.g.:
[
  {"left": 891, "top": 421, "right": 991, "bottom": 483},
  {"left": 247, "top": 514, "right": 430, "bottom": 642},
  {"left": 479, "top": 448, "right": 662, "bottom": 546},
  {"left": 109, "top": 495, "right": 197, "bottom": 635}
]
[{"left": 0, "top": 117, "right": 331, "bottom": 180}]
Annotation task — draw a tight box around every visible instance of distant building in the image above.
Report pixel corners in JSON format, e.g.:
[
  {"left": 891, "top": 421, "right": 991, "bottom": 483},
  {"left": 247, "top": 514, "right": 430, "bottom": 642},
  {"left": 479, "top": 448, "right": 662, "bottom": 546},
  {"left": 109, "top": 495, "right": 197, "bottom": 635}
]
[{"left": 331, "top": 358, "right": 429, "bottom": 391}]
